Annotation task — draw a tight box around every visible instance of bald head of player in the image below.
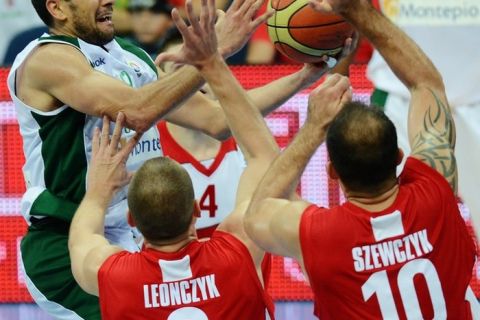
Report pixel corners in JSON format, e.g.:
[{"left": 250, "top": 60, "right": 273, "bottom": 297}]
[
  {"left": 128, "top": 157, "right": 197, "bottom": 243},
  {"left": 326, "top": 101, "right": 402, "bottom": 195},
  {"left": 31, "top": 0, "right": 115, "bottom": 46}
]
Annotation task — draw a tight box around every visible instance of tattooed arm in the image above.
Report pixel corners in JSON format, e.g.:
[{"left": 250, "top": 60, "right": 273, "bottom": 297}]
[
  {"left": 408, "top": 88, "right": 457, "bottom": 193},
  {"left": 326, "top": 1, "right": 456, "bottom": 192}
]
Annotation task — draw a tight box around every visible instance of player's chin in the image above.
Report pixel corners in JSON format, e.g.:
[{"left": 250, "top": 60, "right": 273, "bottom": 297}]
[
  {"left": 96, "top": 21, "right": 114, "bottom": 36},
  {"left": 95, "top": 29, "right": 115, "bottom": 45}
]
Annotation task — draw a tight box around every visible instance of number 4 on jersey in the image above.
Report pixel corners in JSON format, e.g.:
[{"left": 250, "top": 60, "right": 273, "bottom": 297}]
[{"left": 199, "top": 185, "right": 218, "bottom": 218}]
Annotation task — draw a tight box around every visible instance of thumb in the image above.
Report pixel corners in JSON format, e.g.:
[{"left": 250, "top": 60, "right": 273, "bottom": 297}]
[
  {"left": 155, "top": 52, "right": 184, "bottom": 65},
  {"left": 216, "top": 9, "right": 225, "bottom": 20},
  {"left": 339, "top": 87, "right": 353, "bottom": 107},
  {"left": 308, "top": 0, "right": 333, "bottom": 13}
]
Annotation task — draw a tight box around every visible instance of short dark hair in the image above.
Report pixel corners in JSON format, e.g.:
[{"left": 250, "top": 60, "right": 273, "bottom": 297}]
[
  {"left": 326, "top": 101, "right": 398, "bottom": 194},
  {"left": 128, "top": 157, "right": 195, "bottom": 242},
  {"left": 31, "top": 0, "right": 53, "bottom": 27}
]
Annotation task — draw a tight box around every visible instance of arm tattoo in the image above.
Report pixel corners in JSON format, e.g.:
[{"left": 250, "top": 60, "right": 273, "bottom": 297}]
[{"left": 411, "top": 89, "right": 457, "bottom": 192}]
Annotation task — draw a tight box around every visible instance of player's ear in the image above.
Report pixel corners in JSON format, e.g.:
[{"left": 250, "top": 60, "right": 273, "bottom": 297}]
[
  {"left": 192, "top": 200, "right": 200, "bottom": 218},
  {"left": 127, "top": 210, "right": 136, "bottom": 227},
  {"left": 47, "top": 0, "right": 68, "bottom": 23},
  {"left": 397, "top": 148, "right": 404, "bottom": 165},
  {"left": 326, "top": 161, "right": 339, "bottom": 180}
]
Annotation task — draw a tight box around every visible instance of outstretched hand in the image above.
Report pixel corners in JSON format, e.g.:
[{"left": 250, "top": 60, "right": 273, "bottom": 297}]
[
  {"left": 216, "top": 0, "right": 273, "bottom": 58},
  {"left": 307, "top": 74, "right": 352, "bottom": 128},
  {"left": 156, "top": 0, "right": 218, "bottom": 68},
  {"left": 301, "top": 32, "right": 358, "bottom": 86},
  {"left": 88, "top": 113, "right": 141, "bottom": 199}
]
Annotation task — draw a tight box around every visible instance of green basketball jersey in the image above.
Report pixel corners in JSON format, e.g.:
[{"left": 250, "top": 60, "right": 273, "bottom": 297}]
[{"left": 7, "top": 34, "right": 163, "bottom": 229}]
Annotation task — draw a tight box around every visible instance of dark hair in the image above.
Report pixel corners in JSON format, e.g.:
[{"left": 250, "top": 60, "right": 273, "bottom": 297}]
[
  {"left": 326, "top": 101, "right": 398, "bottom": 193},
  {"left": 31, "top": 0, "right": 53, "bottom": 27},
  {"left": 128, "top": 157, "right": 195, "bottom": 242}
]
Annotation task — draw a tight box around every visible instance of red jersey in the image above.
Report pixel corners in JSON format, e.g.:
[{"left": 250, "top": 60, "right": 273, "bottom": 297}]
[
  {"left": 98, "top": 231, "right": 274, "bottom": 320},
  {"left": 300, "top": 157, "right": 476, "bottom": 319}
]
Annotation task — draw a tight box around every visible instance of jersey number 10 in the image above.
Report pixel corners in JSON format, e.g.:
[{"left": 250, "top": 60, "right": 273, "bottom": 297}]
[{"left": 362, "top": 259, "right": 447, "bottom": 318}]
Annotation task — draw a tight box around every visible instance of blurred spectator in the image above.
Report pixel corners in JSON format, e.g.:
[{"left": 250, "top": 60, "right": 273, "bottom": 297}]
[
  {"left": 126, "top": 0, "right": 174, "bottom": 59},
  {"left": 0, "top": 1, "right": 43, "bottom": 65},
  {"left": 113, "top": 0, "right": 134, "bottom": 36}
]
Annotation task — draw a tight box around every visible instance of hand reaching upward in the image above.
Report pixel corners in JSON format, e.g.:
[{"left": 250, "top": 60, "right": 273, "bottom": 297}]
[{"left": 156, "top": 0, "right": 219, "bottom": 68}]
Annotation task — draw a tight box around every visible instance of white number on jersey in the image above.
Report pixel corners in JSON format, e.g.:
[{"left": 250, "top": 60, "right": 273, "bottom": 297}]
[
  {"left": 361, "top": 259, "right": 447, "bottom": 318},
  {"left": 168, "top": 307, "right": 209, "bottom": 320}
]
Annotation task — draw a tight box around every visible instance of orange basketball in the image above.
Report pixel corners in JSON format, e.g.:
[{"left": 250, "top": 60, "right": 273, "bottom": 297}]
[{"left": 267, "top": 0, "right": 354, "bottom": 63}]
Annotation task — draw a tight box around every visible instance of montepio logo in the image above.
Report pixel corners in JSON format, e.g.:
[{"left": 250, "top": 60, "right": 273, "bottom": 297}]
[
  {"left": 381, "top": 0, "right": 480, "bottom": 26},
  {"left": 90, "top": 57, "right": 106, "bottom": 68},
  {"left": 383, "top": 0, "right": 400, "bottom": 18}
]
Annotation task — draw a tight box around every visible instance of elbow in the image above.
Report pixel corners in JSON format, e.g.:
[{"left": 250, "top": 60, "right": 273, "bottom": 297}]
[
  {"left": 122, "top": 106, "right": 156, "bottom": 134},
  {"left": 243, "top": 210, "right": 257, "bottom": 240},
  {"left": 203, "top": 116, "right": 232, "bottom": 141},
  {"left": 208, "top": 126, "right": 231, "bottom": 141},
  {"left": 410, "top": 67, "right": 445, "bottom": 93},
  {"left": 244, "top": 201, "right": 262, "bottom": 240}
]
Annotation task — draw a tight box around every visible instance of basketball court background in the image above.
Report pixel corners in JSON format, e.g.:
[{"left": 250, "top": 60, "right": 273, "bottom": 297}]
[{"left": 0, "top": 65, "right": 478, "bottom": 317}]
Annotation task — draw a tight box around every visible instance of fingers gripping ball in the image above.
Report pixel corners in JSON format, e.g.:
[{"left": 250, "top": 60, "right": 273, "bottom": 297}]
[{"left": 268, "top": 0, "right": 354, "bottom": 63}]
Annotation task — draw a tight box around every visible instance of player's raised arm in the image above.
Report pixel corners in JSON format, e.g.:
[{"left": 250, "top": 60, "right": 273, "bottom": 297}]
[
  {"left": 17, "top": 0, "right": 268, "bottom": 135},
  {"left": 160, "top": 0, "right": 357, "bottom": 141},
  {"left": 68, "top": 114, "right": 140, "bottom": 295},
  {"left": 310, "top": 0, "right": 456, "bottom": 192},
  {"left": 157, "top": 0, "right": 281, "bottom": 264},
  {"left": 245, "top": 74, "right": 351, "bottom": 259}
]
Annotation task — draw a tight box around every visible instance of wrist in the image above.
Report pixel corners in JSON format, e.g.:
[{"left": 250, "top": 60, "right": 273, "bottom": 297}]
[
  {"left": 303, "top": 119, "right": 330, "bottom": 142},
  {"left": 339, "top": 0, "right": 373, "bottom": 20},
  {"left": 218, "top": 46, "right": 230, "bottom": 59},
  {"left": 199, "top": 53, "right": 228, "bottom": 78},
  {"left": 298, "top": 65, "right": 327, "bottom": 89},
  {"left": 85, "top": 186, "right": 113, "bottom": 210}
]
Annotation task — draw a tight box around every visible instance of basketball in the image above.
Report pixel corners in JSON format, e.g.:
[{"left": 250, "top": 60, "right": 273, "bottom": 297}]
[{"left": 267, "top": 0, "right": 354, "bottom": 63}]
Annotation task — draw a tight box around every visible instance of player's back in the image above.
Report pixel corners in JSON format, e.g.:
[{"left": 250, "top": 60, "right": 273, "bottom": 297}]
[
  {"left": 300, "top": 157, "right": 476, "bottom": 319},
  {"left": 98, "top": 230, "right": 274, "bottom": 320}
]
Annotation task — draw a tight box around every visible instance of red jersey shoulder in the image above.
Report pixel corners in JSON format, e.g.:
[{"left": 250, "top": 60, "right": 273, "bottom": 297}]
[{"left": 99, "top": 234, "right": 274, "bottom": 320}]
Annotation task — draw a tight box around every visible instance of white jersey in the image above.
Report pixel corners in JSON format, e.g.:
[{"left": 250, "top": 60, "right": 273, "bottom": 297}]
[
  {"left": 157, "top": 121, "right": 246, "bottom": 238},
  {"left": 367, "top": 0, "right": 480, "bottom": 107},
  {"left": 7, "top": 34, "right": 163, "bottom": 229}
]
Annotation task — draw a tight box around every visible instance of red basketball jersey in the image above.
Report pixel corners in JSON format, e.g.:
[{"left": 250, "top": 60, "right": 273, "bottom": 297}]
[
  {"left": 98, "top": 231, "right": 274, "bottom": 320},
  {"left": 300, "top": 157, "right": 476, "bottom": 319},
  {"left": 157, "top": 121, "right": 245, "bottom": 239}
]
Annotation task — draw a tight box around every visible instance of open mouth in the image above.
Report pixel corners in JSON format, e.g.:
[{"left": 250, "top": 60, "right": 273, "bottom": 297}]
[{"left": 96, "top": 13, "right": 113, "bottom": 23}]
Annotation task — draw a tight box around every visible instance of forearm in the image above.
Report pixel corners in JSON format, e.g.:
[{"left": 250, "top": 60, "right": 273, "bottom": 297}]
[
  {"left": 68, "top": 193, "right": 109, "bottom": 249},
  {"left": 200, "top": 55, "right": 278, "bottom": 159},
  {"left": 340, "top": 1, "right": 442, "bottom": 90},
  {"left": 246, "top": 66, "right": 323, "bottom": 116},
  {"left": 112, "top": 65, "right": 205, "bottom": 133},
  {"left": 249, "top": 121, "right": 325, "bottom": 212}
]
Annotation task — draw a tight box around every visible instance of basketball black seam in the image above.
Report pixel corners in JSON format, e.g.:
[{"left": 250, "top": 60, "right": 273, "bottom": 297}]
[
  {"left": 277, "top": 41, "right": 343, "bottom": 54},
  {"left": 267, "top": 20, "right": 347, "bottom": 29}
]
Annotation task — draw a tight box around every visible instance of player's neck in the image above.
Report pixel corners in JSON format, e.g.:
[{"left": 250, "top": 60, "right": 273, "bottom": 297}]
[
  {"left": 167, "top": 122, "right": 221, "bottom": 161},
  {"left": 345, "top": 180, "right": 400, "bottom": 212},
  {"left": 144, "top": 235, "right": 197, "bottom": 253}
]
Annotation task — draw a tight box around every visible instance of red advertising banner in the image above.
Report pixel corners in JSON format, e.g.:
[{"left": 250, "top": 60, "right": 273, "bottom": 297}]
[{"left": 0, "top": 66, "right": 478, "bottom": 303}]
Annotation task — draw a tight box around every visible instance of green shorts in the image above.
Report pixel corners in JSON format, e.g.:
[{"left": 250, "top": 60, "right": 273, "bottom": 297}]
[{"left": 21, "top": 218, "right": 100, "bottom": 320}]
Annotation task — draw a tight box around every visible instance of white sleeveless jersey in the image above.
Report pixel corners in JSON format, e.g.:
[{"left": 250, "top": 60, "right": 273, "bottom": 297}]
[
  {"left": 367, "top": 0, "right": 480, "bottom": 107},
  {"left": 157, "top": 121, "right": 246, "bottom": 238},
  {"left": 7, "top": 34, "right": 163, "bottom": 228}
]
